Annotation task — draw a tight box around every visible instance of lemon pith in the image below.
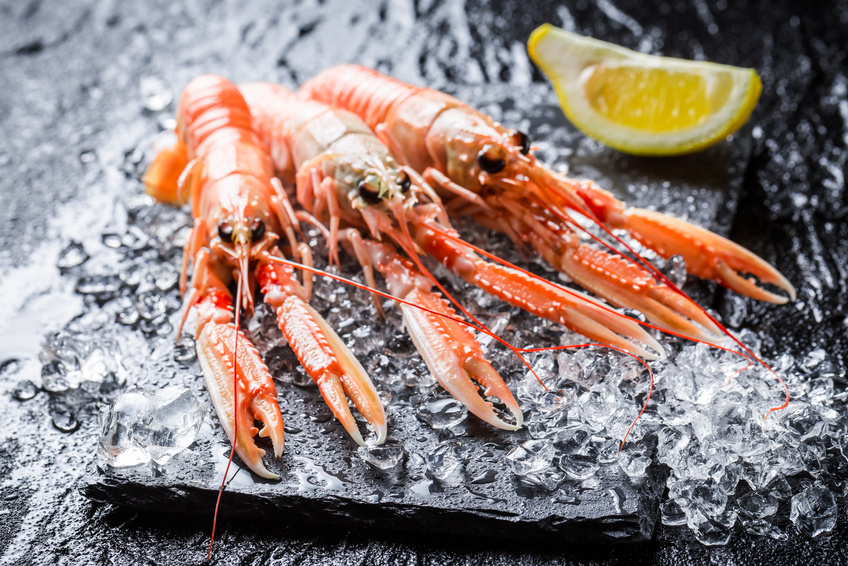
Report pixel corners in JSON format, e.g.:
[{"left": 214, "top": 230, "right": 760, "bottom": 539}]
[{"left": 527, "top": 24, "right": 762, "bottom": 156}]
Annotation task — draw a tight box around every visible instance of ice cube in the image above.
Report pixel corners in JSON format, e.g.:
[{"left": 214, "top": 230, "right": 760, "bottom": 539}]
[
  {"left": 97, "top": 386, "right": 205, "bottom": 468},
  {"left": 660, "top": 498, "right": 687, "bottom": 526},
  {"left": 737, "top": 491, "right": 779, "bottom": 519},
  {"left": 686, "top": 506, "right": 736, "bottom": 546},
  {"left": 806, "top": 376, "right": 834, "bottom": 405},
  {"left": 558, "top": 452, "right": 600, "bottom": 481},
  {"left": 426, "top": 440, "right": 463, "bottom": 480},
  {"left": 739, "top": 517, "right": 788, "bottom": 541},
  {"left": 618, "top": 446, "right": 651, "bottom": 477},
  {"left": 506, "top": 439, "right": 554, "bottom": 477},
  {"left": 789, "top": 483, "right": 837, "bottom": 537},
  {"left": 358, "top": 438, "right": 405, "bottom": 470},
  {"left": 57, "top": 242, "right": 89, "bottom": 270}
]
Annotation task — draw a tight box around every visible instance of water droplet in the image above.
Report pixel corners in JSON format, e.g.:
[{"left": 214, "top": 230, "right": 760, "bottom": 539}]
[
  {"left": 52, "top": 408, "right": 80, "bottom": 433},
  {"left": 470, "top": 469, "right": 497, "bottom": 484},
  {"left": 140, "top": 77, "right": 173, "bottom": 112},
  {"left": 417, "top": 398, "right": 467, "bottom": 430},
  {"left": 12, "top": 380, "right": 38, "bottom": 401},
  {"left": 57, "top": 242, "right": 89, "bottom": 270}
]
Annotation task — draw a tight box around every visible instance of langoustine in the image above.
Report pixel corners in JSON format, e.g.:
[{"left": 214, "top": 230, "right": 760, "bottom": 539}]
[
  {"left": 142, "top": 74, "right": 387, "bottom": 479},
  {"left": 299, "top": 65, "right": 795, "bottom": 343}
]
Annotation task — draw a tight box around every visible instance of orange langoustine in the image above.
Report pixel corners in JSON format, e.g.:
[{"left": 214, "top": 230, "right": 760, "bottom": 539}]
[
  {"left": 300, "top": 65, "right": 795, "bottom": 343},
  {"left": 142, "top": 74, "right": 387, "bottom": 482}
]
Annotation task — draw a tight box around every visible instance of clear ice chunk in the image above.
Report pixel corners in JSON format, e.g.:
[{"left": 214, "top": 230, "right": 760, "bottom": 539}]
[
  {"left": 740, "top": 517, "right": 787, "bottom": 541},
  {"left": 358, "top": 438, "right": 405, "bottom": 470},
  {"left": 507, "top": 439, "right": 554, "bottom": 477},
  {"left": 97, "top": 386, "right": 205, "bottom": 468},
  {"left": 40, "top": 330, "right": 125, "bottom": 389},
  {"left": 686, "top": 507, "right": 736, "bottom": 546},
  {"left": 57, "top": 241, "right": 89, "bottom": 270},
  {"left": 660, "top": 498, "right": 687, "bottom": 526},
  {"left": 737, "top": 491, "right": 778, "bottom": 519},
  {"left": 426, "top": 441, "right": 462, "bottom": 480},
  {"left": 558, "top": 452, "right": 600, "bottom": 481},
  {"left": 806, "top": 376, "right": 833, "bottom": 405},
  {"left": 417, "top": 398, "right": 468, "bottom": 430},
  {"left": 506, "top": 439, "right": 564, "bottom": 490},
  {"left": 618, "top": 446, "right": 651, "bottom": 477},
  {"left": 789, "top": 484, "right": 837, "bottom": 537}
]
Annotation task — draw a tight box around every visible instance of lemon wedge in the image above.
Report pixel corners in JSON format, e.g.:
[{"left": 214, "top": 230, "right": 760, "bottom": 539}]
[{"left": 527, "top": 24, "right": 762, "bottom": 156}]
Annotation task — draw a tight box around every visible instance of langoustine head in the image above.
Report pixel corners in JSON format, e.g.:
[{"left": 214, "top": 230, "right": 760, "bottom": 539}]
[
  {"left": 423, "top": 106, "right": 596, "bottom": 221},
  {"left": 197, "top": 173, "right": 283, "bottom": 314}
]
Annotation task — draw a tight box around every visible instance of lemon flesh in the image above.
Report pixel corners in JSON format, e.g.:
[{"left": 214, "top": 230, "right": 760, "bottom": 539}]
[{"left": 527, "top": 24, "right": 761, "bottom": 156}]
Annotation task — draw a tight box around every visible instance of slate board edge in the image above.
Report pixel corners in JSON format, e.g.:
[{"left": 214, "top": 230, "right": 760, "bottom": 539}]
[{"left": 81, "top": 460, "right": 668, "bottom": 544}]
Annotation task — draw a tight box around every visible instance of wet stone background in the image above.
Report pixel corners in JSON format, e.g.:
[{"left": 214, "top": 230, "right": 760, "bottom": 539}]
[{"left": 1, "top": 0, "right": 847, "bottom": 565}]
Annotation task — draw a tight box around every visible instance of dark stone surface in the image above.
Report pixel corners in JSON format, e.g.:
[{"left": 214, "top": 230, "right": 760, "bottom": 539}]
[{"left": 1, "top": 0, "right": 847, "bottom": 565}]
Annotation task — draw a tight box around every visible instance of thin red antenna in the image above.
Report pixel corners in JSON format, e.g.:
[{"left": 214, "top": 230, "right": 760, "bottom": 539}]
[{"left": 206, "top": 274, "right": 244, "bottom": 563}]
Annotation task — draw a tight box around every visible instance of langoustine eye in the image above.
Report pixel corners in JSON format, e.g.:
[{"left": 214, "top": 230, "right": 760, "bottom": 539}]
[
  {"left": 358, "top": 176, "right": 383, "bottom": 204},
  {"left": 512, "top": 130, "right": 531, "bottom": 155},
  {"left": 249, "top": 218, "right": 265, "bottom": 241},
  {"left": 218, "top": 221, "right": 234, "bottom": 243},
  {"left": 397, "top": 171, "right": 411, "bottom": 193},
  {"left": 477, "top": 144, "right": 506, "bottom": 173}
]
